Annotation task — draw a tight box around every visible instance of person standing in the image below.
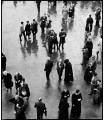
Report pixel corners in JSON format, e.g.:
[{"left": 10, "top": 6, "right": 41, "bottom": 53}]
[
  {"left": 2, "top": 53, "right": 6, "bottom": 71},
  {"left": 58, "top": 96, "right": 69, "bottom": 119},
  {"left": 85, "top": 37, "right": 93, "bottom": 58},
  {"left": 57, "top": 59, "right": 64, "bottom": 81},
  {"left": 18, "top": 79, "right": 30, "bottom": 100},
  {"left": 36, "top": 1, "right": 41, "bottom": 13},
  {"left": 44, "top": 57, "right": 53, "bottom": 81},
  {"left": 71, "top": 89, "right": 82, "bottom": 118},
  {"left": 19, "top": 22, "right": 26, "bottom": 44},
  {"left": 2, "top": 71, "right": 13, "bottom": 92},
  {"left": 59, "top": 29, "right": 67, "bottom": 50},
  {"left": 86, "top": 14, "right": 93, "bottom": 32},
  {"left": 34, "top": 97, "right": 47, "bottom": 119},
  {"left": 31, "top": 19, "right": 38, "bottom": 38},
  {"left": 61, "top": 88, "right": 70, "bottom": 99},
  {"left": 64, "top": 59, "right": 74, "bottom": 82},
  {"left": 95, "top": 8, "right": 101, "bottom": 26},
  {"left": 25, "top": 21, "right": 31, "bottom": 40}
]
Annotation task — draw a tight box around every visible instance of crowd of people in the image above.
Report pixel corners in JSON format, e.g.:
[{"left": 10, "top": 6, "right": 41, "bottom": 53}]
[{"left": 2, "top": 1, "right": 102, "bottom": 119}]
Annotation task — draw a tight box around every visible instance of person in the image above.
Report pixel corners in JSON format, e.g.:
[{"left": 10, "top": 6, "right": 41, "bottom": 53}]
[
  {"left": 58, "top": 96, "right": 69, "bottom": 119},
  {"left": 86, "top": 14, "right": 93, "bottom": 32},
  {"left": 81, "top": 48, "right": 89, "bottom": 67},
  {"left": 2, "top": 53, "right": 6, "bottom": 71},
  {"left": 31, "top": 19, "right": 38, "bottom": 38},
  {"left": 47, "top": 32, "right": 53, "bottom": 54},
  {"left": 34, "top": 97, "right": 47, "bottom": 119},
  {"left": 40, "top": 20, "right": 46, "bottom": 33},
  {"left": 71, "top": 89, "right": 82, "bottom": 118},
  {"left": 36, "top": 1, "right": 41, "bottom": 12},
  {"left": 44, "top": 57, "right": 53, "bottom": 81},
  {"left": 61, "top": 88, "right": 70, "bottom": 99},
  {"left": 89, "top": 72, "right": 99, "bottom": 95},
  {"left": 64, "top": 59, "right": 74, "bottom": 82},
  {"left": 14, "top": 72, "right": 23, "bottom": 90},
  {"left": 25, "top": 21, "right": 31, "bottom": 40},
  {"left": 18, "top": 79, "right": 30, "bottom": 100},
  {"left": 2, "top": 71, "right": 13, "bottom": 92},
  {"left": 19, "top": 22, "right": 26, "bottom": 44},
  {"left": 96, "top": 36, "right": 102, "bottom": 62},
  {"left": 84, "top": 63, "right": 93, "bottom": 83},
  {"left": 90, "top": 56, "right": 97, "bottom": 73},
  {"left": 95, "top": 8, "right": 101, "bottom": 26},
  {"left": 9, "top": 94, "right": 24, "bottom": 113},
  {"left": 68, "top": 4, "right": 75, "bottom": 19},
  {"left": 15, "top": 98, "right": 28, "bottom": 119},
  {"left": 57, "top": 59, "right": 64, "bottom": 81},
  {"left": 85, "top": 37, "right": 93, "bottom": 58},
  {"left": 59, "top": 29, "right": 67, "bottom": 50},
  {"left": 62, "top": 5, "right": 68, "bottom": 22}
]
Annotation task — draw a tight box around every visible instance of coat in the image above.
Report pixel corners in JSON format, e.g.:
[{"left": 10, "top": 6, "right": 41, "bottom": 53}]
[
  {"left": 57, "top": 61, "right": 64, "bottom": 76},
  {"left": 71, "top": 92, "right": 82, "bottom": 116},
  {"left": 15, "top": 100, "right": 28, "bottom": 120},
  {"left": 61, "top": 90, "right": 70, "bottom": 99},
  {"left": 19, "top": 83, "right": 30, "bottom": 98},
  {"left": 44, "top": 60, "right": 53, "bottom": 73},
  {"left": 64, "top": 62, "right": 73, "bottom": 82},
  {"left": 34, "top": 101, "right": 46, "bottom": 115},
  {"left": 58, "top": 97, "right": 69, "bottom": 119},
  {"left": 3, "top": 73, "right": 13, "bottom": 89}
]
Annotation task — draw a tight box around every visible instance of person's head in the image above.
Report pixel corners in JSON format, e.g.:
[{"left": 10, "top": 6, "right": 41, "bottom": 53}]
[
  {"left": 21, "top": 22, "right": 23, "bottom": 25},
  {"left": 89, "top": 14, "right": 91, "bottom": 18},
  {"left": 61, "top": 29, "right": 64, "bottom": 32},
  {"left": 38, "top": 97, "right": 42, "bottom": 102},
  {"left": 47, "top": 57, "right": 50, "bottom": 61},
  {"left": 76, "top": 89, "right": 80, "bottom": 94},
  {"left": 27, "top": 21, "right": 29, "bottom": 24},
  {"left": 33, "top": 19, "right": 35, "bottom": 22},
  {"left": 64, "top": 59, "right": 69, "bottom": 64},
  {"left": 92, "top": 55, "right": 95, "bottom": 60},
  {"left": 3, "top": 71, "right": 8, "bottom": 75}
]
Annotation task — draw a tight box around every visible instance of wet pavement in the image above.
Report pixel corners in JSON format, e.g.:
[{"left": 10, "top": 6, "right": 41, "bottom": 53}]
[{"left": 2, "top": 1, "right": 102, "bottom": 119}]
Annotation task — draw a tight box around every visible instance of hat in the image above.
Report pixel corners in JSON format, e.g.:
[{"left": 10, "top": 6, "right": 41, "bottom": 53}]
[
  {"left": 38, "top": 97, "right": 42, "bottom": 101},
  {"left": 76, "top": 89, "right": 80, "bottom": 93}
]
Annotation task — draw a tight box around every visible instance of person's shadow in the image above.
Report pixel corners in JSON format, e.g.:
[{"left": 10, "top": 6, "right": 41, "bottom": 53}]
[
  {"left": 68, "top": 19, "right": 74, "bottom": 31},
  {"left": 26, "top": 40, "right": 32, "bottom": 55},
  {"left": 93, "top": 24, "right": 100, "bottom": 37}
]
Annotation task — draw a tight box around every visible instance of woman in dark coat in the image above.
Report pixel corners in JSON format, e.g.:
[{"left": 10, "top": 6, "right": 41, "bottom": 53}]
[
  {"left": 64, "top": 59, "right": 74, "bottom": 82},
  {"left": 71, "top": 89, "right": 82, "bottom": 118},
  {"left": 3, "top": 71, "right": 13, "bottom": 91},
  {"left": 58, "top": 96, "right": 69, "bottom": 119}
]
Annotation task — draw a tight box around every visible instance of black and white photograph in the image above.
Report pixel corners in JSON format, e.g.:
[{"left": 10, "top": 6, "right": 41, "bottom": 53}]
[{"left": 1, "top": 1, "right": 103, "bottom": 119}]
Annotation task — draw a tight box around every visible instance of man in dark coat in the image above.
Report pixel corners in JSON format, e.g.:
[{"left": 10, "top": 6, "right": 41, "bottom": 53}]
[
  {"left": 58, "top": 96, "right": 69, "bottom": 119},
  {"left": 31, "top": 19, "right": 38, "bottom": 38},
  {"left": 40, "top": 20, "right": 46, "bottom": 33},
  {"left": 57, "top": 59, "right": 64, "bottom": 81},
  {"left": 25, "top": 21, "right": 31, "bottom": 40},
  {"left": 44, "top": 57, "right": 53, "bottom": 81},
  {"left": 86, "top": 14, "right": 93, "bottom": 32},
  {"left": 19, "top": 79, "right": 30, "bottom": 100},
  {"left": 95, "top": 8, "right": 101, "bottom": 26},
  {"left": 34, "top": 97, "right": 47, "bottom": 119},
  {"left": 14, "top": 72, "right": 23, "bottom": 90},
  {"left": 15, "top": 99, "right": 28, "bottom": 120},
  {"left": 71, "top": 89, "right": 82, "bottom": 118},
  {"left": 36, "top": 1, "right": 41, "bottom": 12},
  {"left": 3, "top": 71, "right": 13, "bottom": 92},
  {"left": 85, "top": 37, "right": 93, "bottom": 58},
  {"left": 2, "top": 53, "right": 6, "bottom": 71},
  {"left": 64, "top": 59, "right": 74, "bottom": 82},
  {"left": 59, "top": 29, "right": 67, "bottom": 50},
  {"left": 84, "top": 63, "right": 93, "bottom": 83}
]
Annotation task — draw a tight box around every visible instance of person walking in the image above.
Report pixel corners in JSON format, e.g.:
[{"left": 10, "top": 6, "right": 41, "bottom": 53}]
[
  {"left": 57, "top": 59, "right": 64, "bottom": 81},
  {"left": 71, "top": 89, "right": 82, "bottom": 118},
  {"left": 59, "top": 29, "right": 67, "bottom": 50},
  {"left": 19, "top": 22, "right": 26, "bottom": 44},
  {"left": 95, "top": 8, "right": 101, "bottom": 26},
  {"left": 34, "top": 97, "right": 47, "bottom": 119},
  {"left": 31, "top": 19, "right": 38, "bottom": 38},
  {"left": 25, "top": 21, "right": 31, "bottom": 40},
  {"left": 2, "top": 53, "right": 6, "bottom": 71},
  {"left": 86, "top": 14, "right": 93, "bottom": 32},
  {"left": 64, "top": 59, "right": 74, "bottom": 82},
  {"left": 44, "top": 57, "right": 53, "bottom": 81}
]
